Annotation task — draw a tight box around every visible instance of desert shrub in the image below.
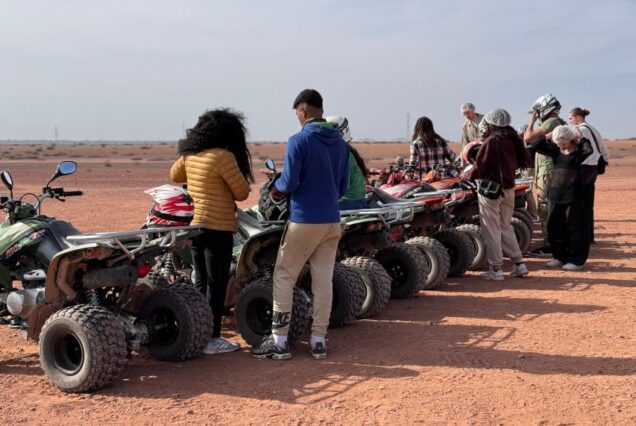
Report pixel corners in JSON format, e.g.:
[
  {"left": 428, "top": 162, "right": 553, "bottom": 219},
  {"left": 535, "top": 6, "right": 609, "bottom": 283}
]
[
  {"left": 104, "top": 161, "right": 112, "bottom": 168},
  {"left": 131, "top": 157, "right": 143, "bottom": 161}
]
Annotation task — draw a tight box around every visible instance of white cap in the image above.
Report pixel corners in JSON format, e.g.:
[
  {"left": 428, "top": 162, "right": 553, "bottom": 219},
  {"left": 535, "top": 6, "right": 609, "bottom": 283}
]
[
  {"left": 460, "top": 102, "right": 476, "bottom": 113},
  {"left": 483, "top": 108, "right": 512, "bottom": 127}
]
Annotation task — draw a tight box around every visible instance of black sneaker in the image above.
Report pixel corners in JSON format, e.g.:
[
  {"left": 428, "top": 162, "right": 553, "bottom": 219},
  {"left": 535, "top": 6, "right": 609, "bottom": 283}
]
[
  {"left": 251, "top": 335, "right": 292, "bottom": 360},
  {"left": 309, "top": 342, "right": 327, "bottom": 360},
  {"left": 530, "top": 245, "right": 552, "bottom": 257}
]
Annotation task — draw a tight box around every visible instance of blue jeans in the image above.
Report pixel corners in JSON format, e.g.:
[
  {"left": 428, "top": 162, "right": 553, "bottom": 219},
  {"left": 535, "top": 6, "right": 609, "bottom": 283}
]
[{"left": 339, "top": 199, "right": 367, "bottom": 210}]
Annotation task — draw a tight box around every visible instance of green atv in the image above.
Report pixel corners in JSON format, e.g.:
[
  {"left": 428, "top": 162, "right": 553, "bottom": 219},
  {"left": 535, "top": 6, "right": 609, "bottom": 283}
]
[{"left": 0, "top": 162, "right": 209, "bottom": 393}]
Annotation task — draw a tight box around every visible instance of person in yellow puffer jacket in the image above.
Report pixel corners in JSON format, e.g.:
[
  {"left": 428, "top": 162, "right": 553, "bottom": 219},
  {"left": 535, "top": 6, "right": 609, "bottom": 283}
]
[{"left": 170, "top": 108, "right": 253, "bottom": 355}]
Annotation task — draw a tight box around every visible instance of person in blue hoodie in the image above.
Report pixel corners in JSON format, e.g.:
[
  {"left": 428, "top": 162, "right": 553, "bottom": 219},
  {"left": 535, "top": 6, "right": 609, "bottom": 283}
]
[{"left": 252, "top": 89, "right": 349, "bottom": 361}]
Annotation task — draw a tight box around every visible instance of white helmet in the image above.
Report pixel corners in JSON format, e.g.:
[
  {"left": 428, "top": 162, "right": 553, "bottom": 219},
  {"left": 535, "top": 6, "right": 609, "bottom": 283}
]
[
  {"left": 529, "top": 94, "right": 561, "bottom": 120},
  {"left": 326, "top": 116, "right": 352, "bottom": 143}
]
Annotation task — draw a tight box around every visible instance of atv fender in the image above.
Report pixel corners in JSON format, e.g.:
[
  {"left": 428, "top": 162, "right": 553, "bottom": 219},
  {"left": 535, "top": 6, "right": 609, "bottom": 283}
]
[
  {"left": 234, "top": 226, "right": 285, "bottom": 286},
  {"left": 44, "top": 243, "right": 114, "bottom": 304}
]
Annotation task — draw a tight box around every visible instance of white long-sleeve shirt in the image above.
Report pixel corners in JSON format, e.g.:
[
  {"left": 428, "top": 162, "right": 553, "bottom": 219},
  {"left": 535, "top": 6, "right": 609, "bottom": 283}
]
[{"left": 577, "top": 123, "right": 609, "bottom": 166}]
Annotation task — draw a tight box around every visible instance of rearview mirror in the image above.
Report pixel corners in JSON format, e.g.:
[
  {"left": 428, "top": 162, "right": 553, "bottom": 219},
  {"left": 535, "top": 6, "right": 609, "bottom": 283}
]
[
  {"left": 0, "top": 170, "right": 13, "bottom": 190},
  {"left": 57, "top": 161, "right": 77, "bottom": 176},
  {"left": 265, "top": 159, "right": 276, "bottom": 172}
]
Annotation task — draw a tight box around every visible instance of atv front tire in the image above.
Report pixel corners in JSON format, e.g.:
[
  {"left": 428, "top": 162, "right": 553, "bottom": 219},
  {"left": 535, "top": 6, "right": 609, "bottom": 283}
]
[
  {"left": 234, "top": 279, "right": 312, "bottom": 347},
  {"left": 455, "top": 224, "right": 487, "bottom": 271},
  {"left": 140, "top": 284, "right": 213, "bottom": 361},
  {"left": 432, "top": 229, "right": 474, "bottom": 277},
  {"left": 374, "top": 243, "right": 428, "bottom": 299},
  {"left": 39, "top": 305, "right": 128, "bottom": 393},
  {"left": 341, "top": 256, "right": 392, "bottom": 318},
  {"left": 405, "top": 236, "right": 451, "bottom": 289},
  {"left": 328, "top": 263, "right": 366, "bottom": 328}
]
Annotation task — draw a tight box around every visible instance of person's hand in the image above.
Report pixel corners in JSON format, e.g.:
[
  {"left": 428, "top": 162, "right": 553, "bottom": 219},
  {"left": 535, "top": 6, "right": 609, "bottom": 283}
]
[
  {"left": 545, "top": 132, "right": 552, "bottom": 141},
  {"left": 572, "top": 127, "right": 583, "bottom": 140},
  {"left": 529, "top": 110, "right": 539, "bottom": 124}
]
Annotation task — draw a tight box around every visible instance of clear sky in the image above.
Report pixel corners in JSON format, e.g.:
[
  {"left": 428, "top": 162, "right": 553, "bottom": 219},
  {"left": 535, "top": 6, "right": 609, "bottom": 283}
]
[{"left": 1, "top": 0, "right": 635, "bottom": 141}]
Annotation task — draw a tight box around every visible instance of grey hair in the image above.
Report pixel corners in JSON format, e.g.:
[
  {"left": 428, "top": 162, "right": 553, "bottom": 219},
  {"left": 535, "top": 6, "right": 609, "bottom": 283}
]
[
  {"left": 460, "top": 102, "right": 476, "bottom": 113},
  {"left": 552, "top": 125, "right": 576, "bottom": 142}
]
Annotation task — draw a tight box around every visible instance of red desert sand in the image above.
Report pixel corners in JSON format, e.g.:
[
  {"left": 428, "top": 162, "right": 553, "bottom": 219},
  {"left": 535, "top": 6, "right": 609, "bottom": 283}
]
[{"left": 0, "top": 141, "right": 635, "bottom": 424}]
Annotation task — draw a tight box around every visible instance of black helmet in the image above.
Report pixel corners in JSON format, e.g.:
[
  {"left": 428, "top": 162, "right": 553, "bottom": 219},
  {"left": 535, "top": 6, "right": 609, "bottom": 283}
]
[{"left": 257, "top": 174, "right": 289, "bottom": 221}]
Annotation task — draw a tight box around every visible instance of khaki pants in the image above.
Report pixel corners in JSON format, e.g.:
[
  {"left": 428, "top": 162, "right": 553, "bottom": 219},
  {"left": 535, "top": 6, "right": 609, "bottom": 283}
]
[
  {"left": 479, "top": 188, "right": 524, "bottom": 268},
  {"left": 535, "top": 174, "right": 550, "bottom": 244},
  {"left": 272, "top": 222, "right": 342, "bottom": 337}
]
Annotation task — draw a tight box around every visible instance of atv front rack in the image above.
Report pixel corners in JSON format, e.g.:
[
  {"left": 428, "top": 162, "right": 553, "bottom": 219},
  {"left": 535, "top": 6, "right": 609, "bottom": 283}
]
[
  {"left": 66, "top": 225, "right": 204, "bottom": 259},
  {"left": 341, "top": 204, "right": 417, "bottom": 226}
]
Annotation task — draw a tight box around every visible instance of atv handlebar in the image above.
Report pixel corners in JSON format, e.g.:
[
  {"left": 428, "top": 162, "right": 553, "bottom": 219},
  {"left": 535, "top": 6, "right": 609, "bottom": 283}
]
[{"left": 62, "top": 190, "right": 84, "bottom": 197}]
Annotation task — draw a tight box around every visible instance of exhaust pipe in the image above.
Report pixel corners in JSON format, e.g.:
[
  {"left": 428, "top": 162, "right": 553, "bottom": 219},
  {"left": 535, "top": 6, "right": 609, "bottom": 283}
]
[{"left": 82, "top": 265, "right": 138, "bottom": 290}]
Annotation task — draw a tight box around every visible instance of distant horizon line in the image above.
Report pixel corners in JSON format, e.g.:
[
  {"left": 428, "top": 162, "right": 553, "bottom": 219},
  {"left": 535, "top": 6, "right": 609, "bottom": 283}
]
[{"left": 0, "top": 136, "right": 629, "bottom": 145}]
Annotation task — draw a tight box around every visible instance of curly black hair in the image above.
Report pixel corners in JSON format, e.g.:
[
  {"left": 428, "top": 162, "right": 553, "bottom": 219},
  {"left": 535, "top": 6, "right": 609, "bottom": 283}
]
[{"left": 178, "top": 108, "right": 254, "bottom": 183}]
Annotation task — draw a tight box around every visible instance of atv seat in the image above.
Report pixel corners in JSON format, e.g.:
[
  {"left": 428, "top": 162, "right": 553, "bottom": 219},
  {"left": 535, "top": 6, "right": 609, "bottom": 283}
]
[
  {"left": 368, "top": 188, "right": 410, "bottom": 208},
  {"left": 237, "top": 209, "right": 265, "bottom": 238}
]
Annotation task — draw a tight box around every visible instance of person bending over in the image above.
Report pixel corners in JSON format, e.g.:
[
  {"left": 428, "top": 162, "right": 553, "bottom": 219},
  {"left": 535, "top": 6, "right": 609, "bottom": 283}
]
[
  {"left": 531, "top": 125, "right": 593, "bottom": 270},
  {"left": 326, "top": 115, "right": 369, "bottom": 211}
]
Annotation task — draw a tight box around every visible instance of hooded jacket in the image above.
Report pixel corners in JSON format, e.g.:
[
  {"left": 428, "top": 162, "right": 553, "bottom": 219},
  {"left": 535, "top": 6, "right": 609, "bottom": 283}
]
[
  {"left": 275, "top": 120, "right": 349, "bottom": 223},
  {"left": 170, "top": 146, "right": 250, "bottom": 232}
]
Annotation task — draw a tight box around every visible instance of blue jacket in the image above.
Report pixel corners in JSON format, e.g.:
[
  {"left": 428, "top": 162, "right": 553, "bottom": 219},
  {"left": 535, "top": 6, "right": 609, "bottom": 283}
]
[{"left": 275, "top": 120, "right": 349, "bottom": 223}]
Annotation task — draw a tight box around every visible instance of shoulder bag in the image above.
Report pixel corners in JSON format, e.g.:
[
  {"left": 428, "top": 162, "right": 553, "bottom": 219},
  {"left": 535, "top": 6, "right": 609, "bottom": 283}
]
[
  {"left": 582, "top": 124, "right": 607, "bottom": 175},
  {"left": 477, "top": 137, "right": 504, "bottom": 199}
]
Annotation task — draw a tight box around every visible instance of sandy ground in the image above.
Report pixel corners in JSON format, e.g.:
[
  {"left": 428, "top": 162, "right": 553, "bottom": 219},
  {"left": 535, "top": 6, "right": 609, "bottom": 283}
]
[{"left": 0, "top": 141, "right": 635, "bottom": 424}]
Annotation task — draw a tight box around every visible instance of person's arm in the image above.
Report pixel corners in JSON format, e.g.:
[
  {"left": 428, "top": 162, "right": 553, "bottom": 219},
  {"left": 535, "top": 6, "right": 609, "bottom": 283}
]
[
  {"left": 530, "top": 136, "right": 560, "bottom": 158},
  {"left": 219, "top": 153, "right": 251, "bottom": 201},
  {"left": 275, "top": 136, "right": 303, "bottom": 194},
  {"left": 408, "top": 141, "right": 418, "bottom": 167},
  {"left": 523, "top": 112, "right": 548, "bottom": 144},
  {"left": 339, "top": 147, "right": 351, "bottom": 198},
  {"left": 474, "top": 139, "right": 494, "bottom": 179},
  {"left": 170, "top": 156, "right": 187, "bottom": 184},
  {"left": 595, "top": 128, "right": 610, "bottom": 160},
  {"left": 460, "top": 124, "right": 470, "bottom": 148},
  {"left": 442, "top": 139, "right": 457, "bottom": 163}
]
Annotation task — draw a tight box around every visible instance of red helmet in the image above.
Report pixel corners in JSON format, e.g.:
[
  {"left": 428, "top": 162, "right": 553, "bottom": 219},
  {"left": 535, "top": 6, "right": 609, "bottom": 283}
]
[
  {"left": 462, "top": 140, "right": 483, "bottom": 164},
  {"left": 144, "top": 185, "right": 194, "bottom": 227}
]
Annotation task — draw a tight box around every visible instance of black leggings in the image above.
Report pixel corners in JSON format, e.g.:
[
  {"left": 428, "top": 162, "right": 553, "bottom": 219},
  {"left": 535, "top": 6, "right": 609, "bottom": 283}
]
[
  {"left": 547, "top": 200, "right": 590, "bottom": 266},
  {"left": 190, "top": 229, "right": 233, "bottom": 338}
]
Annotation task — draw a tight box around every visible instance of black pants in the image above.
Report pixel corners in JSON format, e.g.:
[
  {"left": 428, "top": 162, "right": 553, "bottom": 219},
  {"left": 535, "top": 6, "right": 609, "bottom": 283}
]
[
  {"left": 547, "top": 200, "right": 590, "bottom": 266},
  {"left": 580, "top": 166, "right": 598, "bottom": 242},
  {"left": 190, "top": 229, "right": 233, "bottom": 338}
]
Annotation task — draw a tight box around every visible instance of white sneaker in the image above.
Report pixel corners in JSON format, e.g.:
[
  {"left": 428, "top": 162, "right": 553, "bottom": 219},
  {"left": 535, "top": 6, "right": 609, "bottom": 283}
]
[
  {"left": 480, "top": 269, "right": 504, "bottom": 281},
  {"left": 562, "top": 263, "right": 583, "bottom": 271},
  {"left": 510, "top": 263, "right": 529, "bottom": 278},
  {"left": 546, "top": 258, "right": 564, "bottom": 268},
  {"left": 203, "top": 337, "right": 240, "bottom": 355}
]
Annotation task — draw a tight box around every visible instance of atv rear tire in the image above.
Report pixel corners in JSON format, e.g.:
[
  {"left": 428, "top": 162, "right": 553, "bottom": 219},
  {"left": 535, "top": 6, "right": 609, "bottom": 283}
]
[
  {"left": 374, "top": 243, "right": 428, "bottom": 299},
  {"left": 234, "top": 279, "right": 312, "bottom": 347},
  {"left": 329, "top": 263, "right": 367, "bottom": 328},
  {"left": 39, "top": 305, "right": 128, "bottom": 393},
  {"left": 513, "top": 209, "right": 534, "bottom": 240},
  {"left": 510, "top": 217, "right": 532, "bottom": 254},
  {"left": 341, "top": 256, "right": 392, "bottom": 318},
  {"left": 456, "top": 224, "right": 487, "bottom": 271},
  {"left": 404, "top": 236, "right": 450, "bottom": 289},
  {"left": 432, "top": 229, "right": 474, "bottom": 277},
  {"left": 140, "top": 284, "right": 213, "bottom": 361}
]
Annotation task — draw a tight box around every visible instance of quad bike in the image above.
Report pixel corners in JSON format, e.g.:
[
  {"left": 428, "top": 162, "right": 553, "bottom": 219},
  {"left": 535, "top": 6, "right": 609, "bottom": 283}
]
[
  {"left": 374, "top": 161, "right": 533, "bottom": 271},
  {"left": 140, "top": 183, "right": 314, "bottom": 347},
  {"left": 0, "top": 162, "right": 209, "bottom": 393},
  {"left": 370, "top": 164, "right": 475, "bottom": 279}
]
